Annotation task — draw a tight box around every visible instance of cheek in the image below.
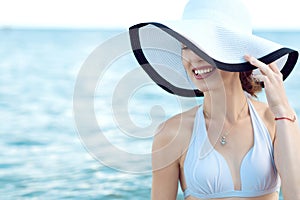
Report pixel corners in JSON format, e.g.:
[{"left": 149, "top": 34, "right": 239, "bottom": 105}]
[
  {"left": 182, "top": 59, "right": 188, "bottom": 70},
  {"left": 181, "top": 54, "right": 189, "bottom": 70},
  {"left": 182, "top": 59, "right": 193, "bottom": 77}
]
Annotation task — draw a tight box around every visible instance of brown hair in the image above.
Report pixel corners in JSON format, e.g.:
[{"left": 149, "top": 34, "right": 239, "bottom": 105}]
[{"left": 239, "top": 71, "right": 262, "bottom": 97}]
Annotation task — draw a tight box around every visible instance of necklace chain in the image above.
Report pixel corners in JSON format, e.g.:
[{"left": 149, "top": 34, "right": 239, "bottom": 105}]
[{"left": 203, "top": 98, "right": 247, "bottom": 146}]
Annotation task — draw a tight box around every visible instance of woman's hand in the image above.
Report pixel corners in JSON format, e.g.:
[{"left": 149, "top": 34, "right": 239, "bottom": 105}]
[{"left": 244, "top": 55, "right": 293, "bottom": 117}]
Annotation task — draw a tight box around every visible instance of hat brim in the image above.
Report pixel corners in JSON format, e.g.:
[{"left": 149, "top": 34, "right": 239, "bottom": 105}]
[{"left": 129, "top": 22, "right": 298, "bottom": 97}]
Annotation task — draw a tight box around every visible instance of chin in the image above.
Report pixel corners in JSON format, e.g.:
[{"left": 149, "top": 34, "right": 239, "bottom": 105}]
[{"left": 195, "top": 85, "right": 210, "bottom": 93}]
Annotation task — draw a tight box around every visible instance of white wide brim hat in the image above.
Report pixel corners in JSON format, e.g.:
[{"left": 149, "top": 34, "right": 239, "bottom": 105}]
[{"left": 129, "top": 0, "right": 298, "bottom": 97}]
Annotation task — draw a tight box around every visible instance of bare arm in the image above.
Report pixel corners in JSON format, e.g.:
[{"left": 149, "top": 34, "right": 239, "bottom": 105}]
[
  {"left": 151, "top": 159, "right": 179, "bottom": 200},
  {"left": 245, "top": 55, "right": 300, "bottom": 199},
  {"left": 274, "top": 106, "right": 300, "bottom": 199},
  {"left": 151, "top": 117, "right": 186, "bottom": 200}
]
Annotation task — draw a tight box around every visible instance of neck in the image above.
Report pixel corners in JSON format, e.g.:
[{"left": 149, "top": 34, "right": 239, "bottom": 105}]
[{"left": 203, "top": 78, "right": 248, "bottom": 124}]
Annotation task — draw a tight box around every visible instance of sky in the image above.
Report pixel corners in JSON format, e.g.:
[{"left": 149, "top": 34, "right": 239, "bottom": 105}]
[{"left": 0, "top": 0, "right": 300, "bottom": 30}]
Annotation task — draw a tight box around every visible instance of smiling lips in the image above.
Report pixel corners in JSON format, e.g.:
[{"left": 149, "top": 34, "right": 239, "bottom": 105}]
[{"left": 192, "top": 66, "right": 216, "bottom": 79}]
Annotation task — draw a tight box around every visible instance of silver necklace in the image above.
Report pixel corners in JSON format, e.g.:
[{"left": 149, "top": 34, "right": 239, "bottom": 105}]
[{"left": 204, "top": 99, "right": 247, "bottom": 146}]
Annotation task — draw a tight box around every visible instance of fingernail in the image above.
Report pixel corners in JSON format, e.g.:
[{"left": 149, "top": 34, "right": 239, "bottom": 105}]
[
  {"left": 244, "top": 54, "right": 254, "bottom": 64},
  {"left": 244, "top": 54, "right": 250, "bottom": 59}
]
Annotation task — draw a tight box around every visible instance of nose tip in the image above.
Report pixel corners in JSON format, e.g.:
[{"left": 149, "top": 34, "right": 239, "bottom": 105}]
[
  {"left": 190, "top": 53, "right": 205, "bottom": 65},
  {"left": 183, "top": 49, "right": 203, "bottom": 62}
]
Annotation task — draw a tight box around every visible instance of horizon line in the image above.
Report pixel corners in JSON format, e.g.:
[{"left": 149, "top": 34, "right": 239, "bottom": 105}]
[{"left": 2, "top": 25, "right": 300, "bottom": 32}]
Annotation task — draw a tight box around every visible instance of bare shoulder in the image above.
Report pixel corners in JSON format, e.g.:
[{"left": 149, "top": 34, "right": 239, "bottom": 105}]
[
  {"left": 153, "top": 106, "right": 199, "bottom": 145},
  {"left": 250, "top": 98, "right": 276, "bottom": 140},
  {"left": 152, "top": 106, "right": 199, "bottom": 168}
]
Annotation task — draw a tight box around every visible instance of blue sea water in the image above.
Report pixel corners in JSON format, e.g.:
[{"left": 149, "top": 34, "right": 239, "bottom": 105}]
[{"left": 0, "top": 28, "right": 299, "bottom": 200}]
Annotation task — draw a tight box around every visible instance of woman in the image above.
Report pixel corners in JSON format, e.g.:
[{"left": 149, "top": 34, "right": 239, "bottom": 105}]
[
  {"left": 151, "top": 52, "right": 300, "bottom": 200},
  {"left": 129, "top": 0, "right": 300, "bottom": 199}
]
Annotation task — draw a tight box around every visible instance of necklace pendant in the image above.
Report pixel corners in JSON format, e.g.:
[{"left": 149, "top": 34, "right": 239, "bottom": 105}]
[{"left": 220, "top": 136, "right": 227, "bottom": 145}]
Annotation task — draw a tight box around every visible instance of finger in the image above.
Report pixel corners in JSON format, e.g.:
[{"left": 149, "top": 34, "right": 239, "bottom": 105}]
[
  {"left": 244, "top": 55, "right": 268, "bottom": 71},
  {"left": 244, "top": 55, "right": 272, "bottom": 77},
  {"left": 269, "top": 62, "right": 281, "bottom": 74},
  {"left": 252, "top": 74, "right": 272, "bottom": 88},
  {"left": 253, "top": 74, "right": 267, "bottom": 82}
]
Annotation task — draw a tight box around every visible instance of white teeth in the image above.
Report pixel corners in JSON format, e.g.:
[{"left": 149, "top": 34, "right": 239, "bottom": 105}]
[{"left": 194, "top": 68, "right": 213, "bottom": 75}]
